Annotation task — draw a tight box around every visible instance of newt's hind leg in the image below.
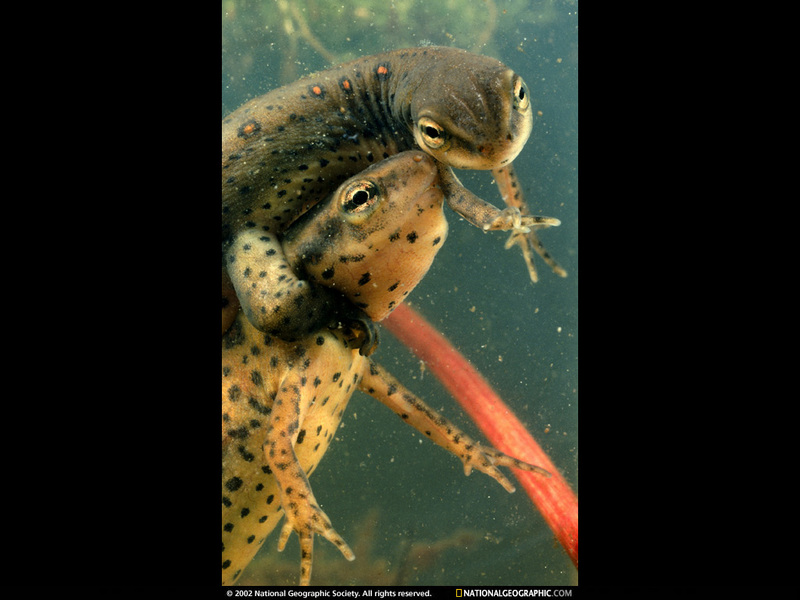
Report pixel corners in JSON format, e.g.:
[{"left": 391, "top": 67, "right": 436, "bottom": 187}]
[
  {"left": 360, "top": 361, "right": 550, "bottom": 493},
  {"left": 492, "top": 164, "right": 568, "bottom": 283},
  {"left": 265, "top": 380, "right": 354, "bottom": 585}
]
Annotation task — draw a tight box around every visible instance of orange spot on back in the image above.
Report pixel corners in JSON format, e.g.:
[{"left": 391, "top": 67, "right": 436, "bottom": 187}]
[
  {"left": 312, "top": 85, "right": 322, "bottom": 95},
  {"left": 377, "top": 66, "right": 388, "bottom": 75}
]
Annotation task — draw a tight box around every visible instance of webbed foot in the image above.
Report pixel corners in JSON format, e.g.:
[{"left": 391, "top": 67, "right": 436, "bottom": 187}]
[
  {"left": 481, "top": 206, "right": 562, "bottom": 233},
  {"left": 459, "top": 443, "right": 551, "bottom": 493},
  {"left": 276, "top": 499, "right": 355, "bottom": 585},
  {"left": 504, "top": 227, "right": 568, "bottom": 283}
]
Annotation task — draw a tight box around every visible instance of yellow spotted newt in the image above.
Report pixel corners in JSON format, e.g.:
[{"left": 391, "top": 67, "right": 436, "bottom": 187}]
[
  {"left": 221, "top": 152, "right": 549, "bottom": 586},
  {"left": 222, "top": 46, "right": 561, "bottom": 346}
]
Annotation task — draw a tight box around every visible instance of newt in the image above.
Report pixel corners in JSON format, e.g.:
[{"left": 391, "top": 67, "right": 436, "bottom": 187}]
[
  {"left": 222, "top": 152, "right": 549, "bottom": 585},
  {"left": 222, "top": 46, "right": 562, "bottom": 345}
]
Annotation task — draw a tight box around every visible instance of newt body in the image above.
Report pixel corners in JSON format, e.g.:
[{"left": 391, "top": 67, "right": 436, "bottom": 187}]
[
  {"left": 222, "top": 152, "right": 548, "bottom": 585},
  {"left": 222, "top": 46, "right": 545, "bottom": 343}
]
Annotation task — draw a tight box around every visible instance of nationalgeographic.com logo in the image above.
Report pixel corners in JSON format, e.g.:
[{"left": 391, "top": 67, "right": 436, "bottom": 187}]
[{"left": 456, "top": 591, "right": 573, "bottom": 597}]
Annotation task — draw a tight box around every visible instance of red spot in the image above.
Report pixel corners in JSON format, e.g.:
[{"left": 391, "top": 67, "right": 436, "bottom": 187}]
[
  {"left": 377, "top": 65, "right": 388, "bottom": 75},
  {"left": 342, "top": 79, "right": 351, "bottom": 90},
  {"left": 312, "top": 85, "right": 322, "bottom": 95}
]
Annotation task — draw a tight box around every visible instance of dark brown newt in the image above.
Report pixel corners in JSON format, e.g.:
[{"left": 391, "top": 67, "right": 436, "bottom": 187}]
[
  {"left": 221, "top": 151, "right": 549, "bottom": 586},
  {"left": 222, "top": 46, "right": 562, "bottom": 346}
]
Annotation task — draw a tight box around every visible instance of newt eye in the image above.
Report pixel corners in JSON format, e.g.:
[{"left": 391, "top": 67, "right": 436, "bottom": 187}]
[
  {"left": 417, "top": 117, "right": 447, "bottom": 149},
  {"left": 342, "top": 181, "right": 379, "bottom": 214},
  {"left": 513, "top": 76, "right": 530, "bottom": 111}
]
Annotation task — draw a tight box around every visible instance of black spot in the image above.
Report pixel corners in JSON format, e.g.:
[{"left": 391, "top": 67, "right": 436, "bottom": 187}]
[
  {"left": 322, "top": 267, "right": 335, "bottom": 280},
  {"left": 339, "top": 254, "right": 365, "bottom": 263},
  {"left": 238, "top": 446, "right": 255, "bottom": 462},
  {"left": 406, "top": 231, "right": 418, "bottom": 244},
  {"left": 225, "top": 426, "right": 249, "bottom": 439},
  {"left": 388, "top": 281, "right": 399, "bottom": 292},
  {"left": 224, "top": 476, "right": 243, "bottom": 492},
  {"left": 248, "top": 397, "right": 271, "bottom": 416},
  {"left": 358, "top": 272, "right": 372, "bottom": 286}
]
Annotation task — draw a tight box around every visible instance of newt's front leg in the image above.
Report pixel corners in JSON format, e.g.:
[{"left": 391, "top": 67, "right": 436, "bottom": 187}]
[
  {"left": 265, "top": 379, "right": 355, "bottom": 585},
  {"left": 440, "top": 166, "right": 552, "bottom": 234},
  {"left": 226, "top": 229, "right": 336, "bottom": 339},
  {"left": 439, "top": 165, "right": 564, "bottom": 283},
  {"left": 360, "top": 361, "right": 550, "bottom": 493},
  {"left": 226, "top": 229, "right": 378, "bottom": 354}
]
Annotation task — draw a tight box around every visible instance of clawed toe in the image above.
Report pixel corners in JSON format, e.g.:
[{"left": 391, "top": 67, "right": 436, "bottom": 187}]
[{"left": 276, "top": 504, "right": 354, "bottom": 585}]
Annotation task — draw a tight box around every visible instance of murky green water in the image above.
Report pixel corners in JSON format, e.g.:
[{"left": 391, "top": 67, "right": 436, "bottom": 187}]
[{"left": 223, "top": 0, "right": 578, "bottom": 586}]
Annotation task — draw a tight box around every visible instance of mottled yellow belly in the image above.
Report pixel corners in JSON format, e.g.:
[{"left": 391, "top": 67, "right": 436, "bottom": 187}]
[{"left": 222, "top": 314, "right": 365, "bottom": 585}]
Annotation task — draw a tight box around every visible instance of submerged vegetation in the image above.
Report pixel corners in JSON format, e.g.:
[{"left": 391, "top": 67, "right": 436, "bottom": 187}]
[{"left": 222, "top": 0, "right": 571, "bottom": 102}]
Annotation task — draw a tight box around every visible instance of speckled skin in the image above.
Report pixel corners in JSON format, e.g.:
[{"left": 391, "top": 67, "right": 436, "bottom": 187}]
[
  {"left": 221, "top": 319, "right": 549, "bottom": 587},
  {"left": 222, "top": 323, "right": 361, "bottom": 586},
  {"left": 222, "top": 46, "right": 534, "bottom": 343},
  {"left": 221, "top": 153, "right": 549, "bottom": 586},
  {"left": 283, "top": 151, "right": 447, "bottom": 323}
]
